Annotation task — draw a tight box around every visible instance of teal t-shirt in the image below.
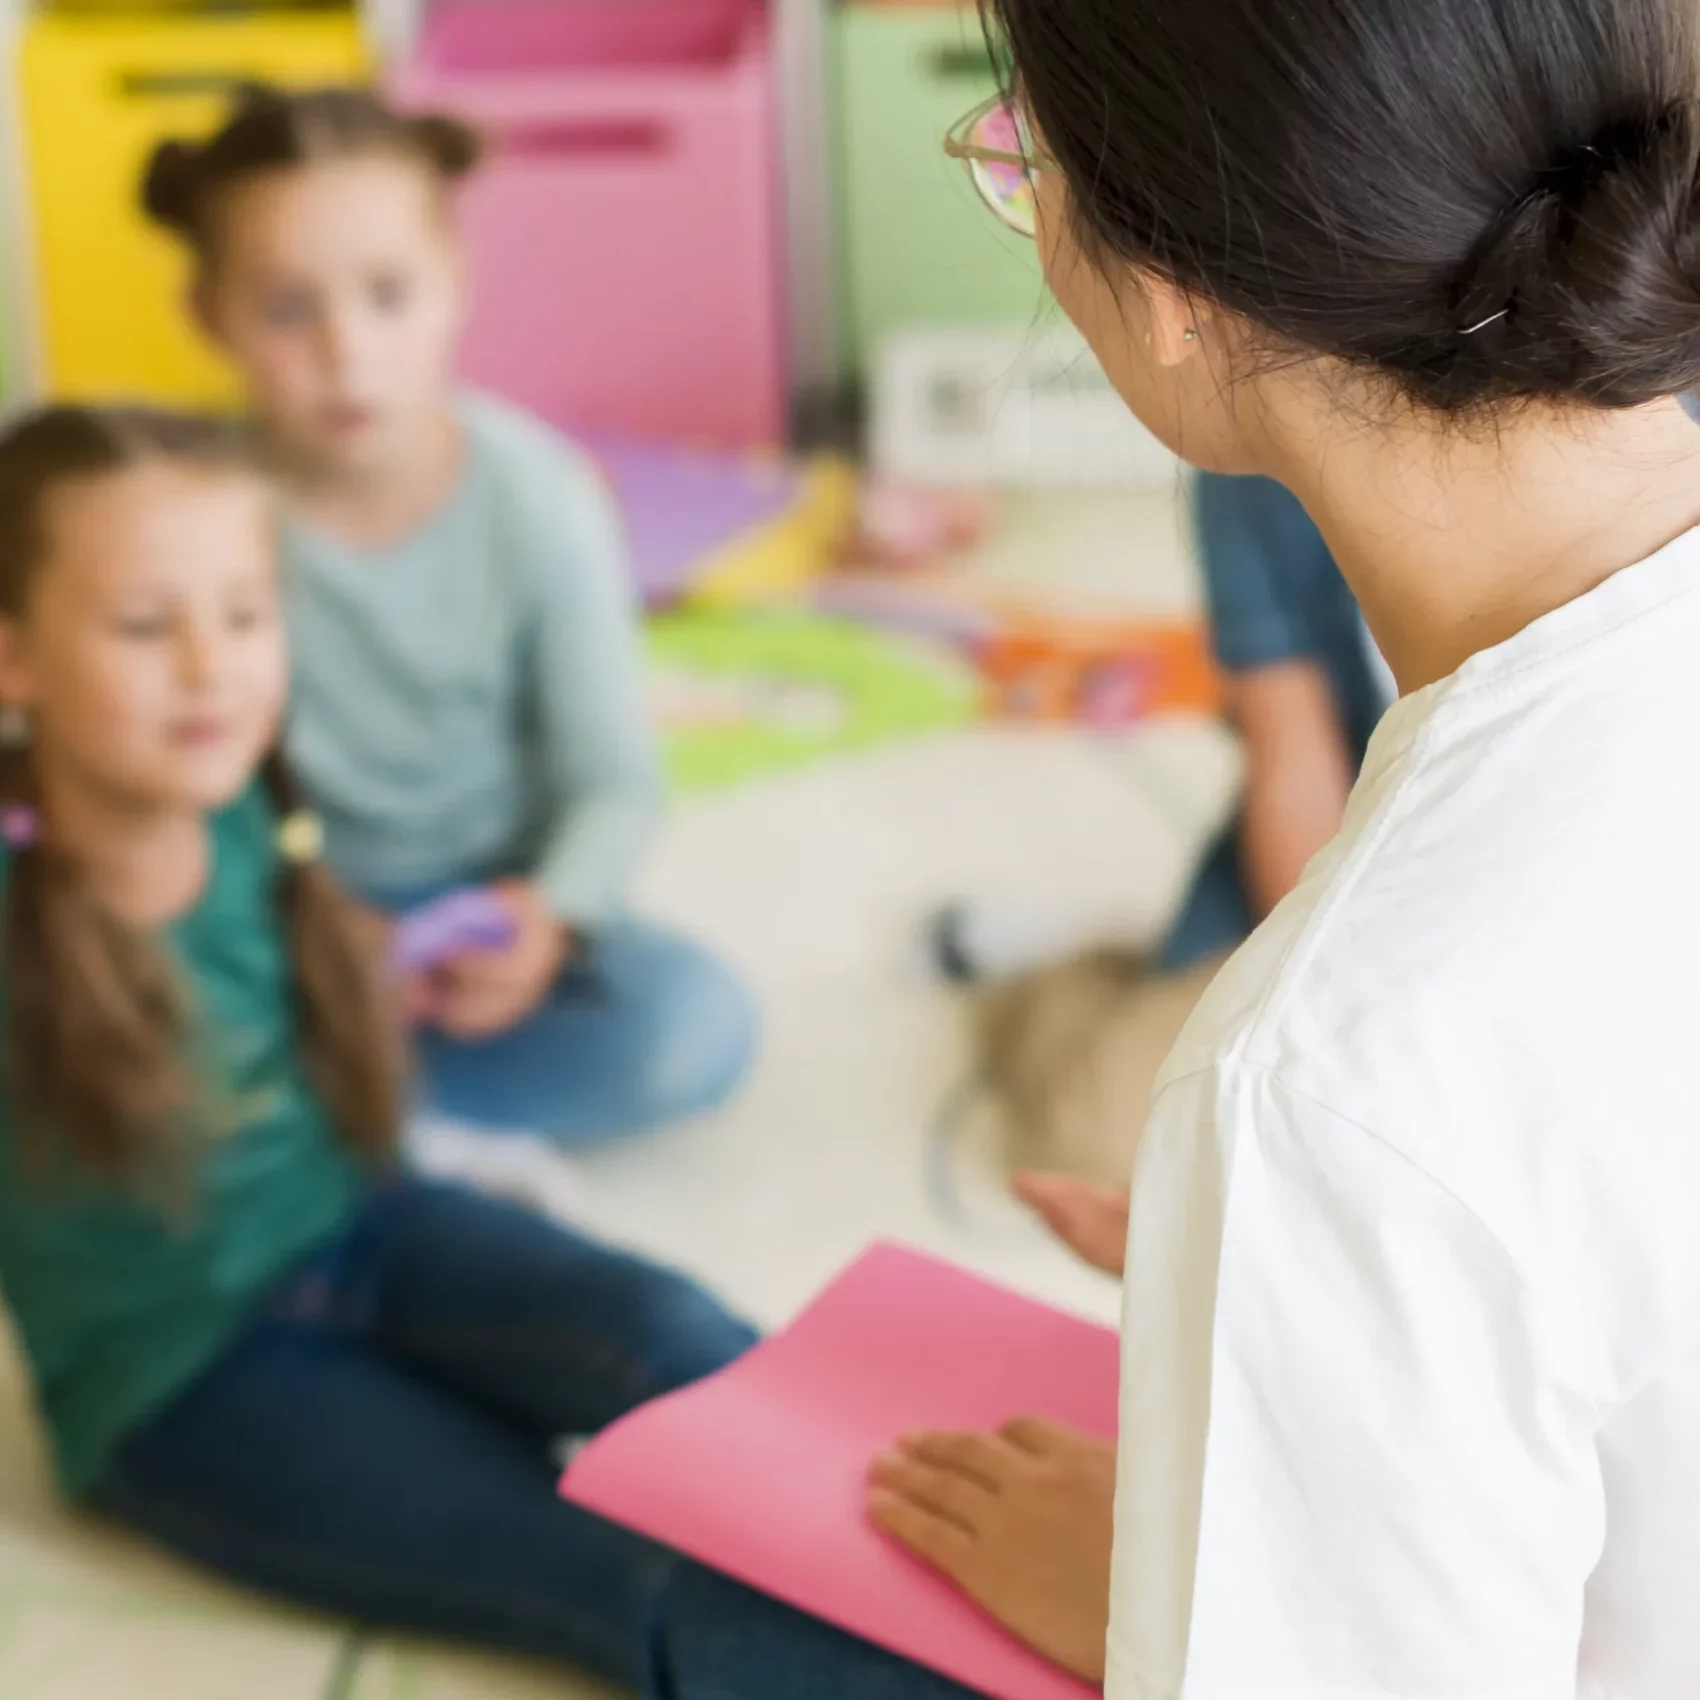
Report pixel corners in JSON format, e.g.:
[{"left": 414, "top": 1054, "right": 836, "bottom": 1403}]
[{"left": 0, "top": 788, "right": 364, "bottom": 1495}]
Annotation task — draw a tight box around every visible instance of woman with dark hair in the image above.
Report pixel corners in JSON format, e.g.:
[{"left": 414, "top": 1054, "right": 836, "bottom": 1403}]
[{"left": 861, "top": 0, "right": 1700, "bottom": 1692}]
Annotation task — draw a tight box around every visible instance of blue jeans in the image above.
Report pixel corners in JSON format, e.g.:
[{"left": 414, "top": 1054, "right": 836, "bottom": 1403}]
[
  {"left": 92, "top": 1180, "right": 980, "bottom": 1700},
  {"left": 1164, "top": 475, "right": 1382, "bottom": 973},
  {"left": 1158, "top": 829, "right": 1252, "bottom": 971},
  {"left": 383, "top": 894, "right": 759, "bottom": 1143}
]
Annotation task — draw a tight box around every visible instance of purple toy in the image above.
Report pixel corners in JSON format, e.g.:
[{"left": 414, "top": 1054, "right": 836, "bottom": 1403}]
[{"left": 390, "top": 888, "right": 518, "bottom": 976}]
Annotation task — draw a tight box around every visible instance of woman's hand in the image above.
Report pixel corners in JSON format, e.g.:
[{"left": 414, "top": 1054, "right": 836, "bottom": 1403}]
[
  {"left": 868, "top": 1417, "right": 1115, "bottom": 1684},
  {"left": 1015, "top": 1170, "right": 1130, "bottom": 1278},
  {"left": 424, "top": 881, "right": 571, "bottom": 1039}
]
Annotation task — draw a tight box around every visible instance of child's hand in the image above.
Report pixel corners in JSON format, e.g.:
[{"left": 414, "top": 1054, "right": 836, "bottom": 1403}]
[
  {"left": 341, "top": 901, "right": 438, "bottom": 1023},
  {"left": 1014, "top": 1170, "right": 1131, "bottom": 1278},
  {"left": 425, "top": 881, "right": 571, "bottom": 1040},
  {"left": 401, "top": 971, "right": 438, "bottom": 1023}
]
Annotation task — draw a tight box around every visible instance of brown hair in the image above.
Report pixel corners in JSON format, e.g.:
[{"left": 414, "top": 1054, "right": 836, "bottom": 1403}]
[
  {"left": 0, "top": 405, "right": 402, "bottom": 1186},
  {"left": 142, "top": 83, "right": 482, "bottom": 259}
]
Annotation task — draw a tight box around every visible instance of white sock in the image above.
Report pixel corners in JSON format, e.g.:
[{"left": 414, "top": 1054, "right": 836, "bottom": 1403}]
[
  {"left": 935, "top": 897, "right": 1145, "bottom": 984},
  {"left": 407, "top": 1116, "right": 593, "bottom": 1227}
]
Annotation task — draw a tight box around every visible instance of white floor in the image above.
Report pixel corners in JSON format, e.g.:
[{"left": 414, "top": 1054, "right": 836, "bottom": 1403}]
[{"left": 0, "top": 487, "right": 1236, "bottom": 1699}]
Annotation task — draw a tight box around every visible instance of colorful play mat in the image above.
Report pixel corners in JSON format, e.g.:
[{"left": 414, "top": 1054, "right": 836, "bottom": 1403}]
[{"left": 647, "top": 610, "right": 978, "bottom": 794}]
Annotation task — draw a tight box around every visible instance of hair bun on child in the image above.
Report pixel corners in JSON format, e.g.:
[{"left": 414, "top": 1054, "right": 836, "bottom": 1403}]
[
  {"left": 408, "top": 112, "right": 485, "bottom": 179},
  {"left": 141, "top": 138, "right": 204, "bottom": 234},
  {"left": 232, "top": 79, "right": 287, "bottom": 113}
]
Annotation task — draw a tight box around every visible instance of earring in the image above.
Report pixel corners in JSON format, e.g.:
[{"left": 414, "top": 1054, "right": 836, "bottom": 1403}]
[
  {"left": 1183, "top": 327, "right": 1199, "bottom": 343},
  {"left": 0, "top": 703, "right": 30, "bottom": 749}
]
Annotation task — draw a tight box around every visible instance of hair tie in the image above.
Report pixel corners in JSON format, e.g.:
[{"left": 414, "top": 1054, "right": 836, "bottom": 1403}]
[
  {"left": 276, "top": 809, "right": 325, "bottom": 865},
  {"left": 0, "top": 805, "right": 41, "bottom": 850}
]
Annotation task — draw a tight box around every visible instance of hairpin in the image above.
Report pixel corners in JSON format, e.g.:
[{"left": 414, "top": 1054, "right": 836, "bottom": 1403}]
[
  {"left": 1462, "top": 307, "right": 1510, "bottom": 336},
  {"left": 0, "top": 804, "right": 41, "bottom": 850},
  {"left": 276, "top": 809, "right": 325, "bottom": 865}
]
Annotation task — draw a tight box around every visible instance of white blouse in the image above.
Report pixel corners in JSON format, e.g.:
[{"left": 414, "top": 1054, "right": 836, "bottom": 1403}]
[{"left": 1109, "top": 525, "right": 1700, "bottom": 1699}]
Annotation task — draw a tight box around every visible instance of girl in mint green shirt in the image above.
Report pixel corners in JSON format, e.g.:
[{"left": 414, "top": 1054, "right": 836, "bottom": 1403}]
[{"left": 142, "top": 85, "right": 755, "bottom": 1149}]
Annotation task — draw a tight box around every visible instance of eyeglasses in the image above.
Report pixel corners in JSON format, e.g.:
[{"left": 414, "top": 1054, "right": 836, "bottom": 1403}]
[{"left": 944, "top": 94, "right": 1047, "bottom": 239}]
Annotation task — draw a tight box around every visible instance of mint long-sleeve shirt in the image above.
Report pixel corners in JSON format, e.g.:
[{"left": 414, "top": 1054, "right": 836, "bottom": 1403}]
[{"left": 283, "top": 394, "right": 662, "bottom": 926}]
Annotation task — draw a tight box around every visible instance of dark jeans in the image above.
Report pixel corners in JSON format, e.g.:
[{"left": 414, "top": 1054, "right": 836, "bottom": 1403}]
[{"left": 91, "top": 1179, "right": 980, "bottom": 1700}]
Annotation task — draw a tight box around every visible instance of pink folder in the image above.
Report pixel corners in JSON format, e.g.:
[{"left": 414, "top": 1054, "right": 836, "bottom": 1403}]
[{"left": 560, "top": 1243, "right": 1117, "bottom": 1700}]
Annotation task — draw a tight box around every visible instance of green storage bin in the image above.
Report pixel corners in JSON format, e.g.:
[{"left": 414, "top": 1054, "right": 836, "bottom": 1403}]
[{"left": 835, "top": 4, "right": 1044, "bottom": 375}]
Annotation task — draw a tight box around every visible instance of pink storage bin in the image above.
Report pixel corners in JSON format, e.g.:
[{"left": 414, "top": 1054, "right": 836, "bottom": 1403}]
[{"left": 394, "top": 0, "right": 787, "bottom": 448}]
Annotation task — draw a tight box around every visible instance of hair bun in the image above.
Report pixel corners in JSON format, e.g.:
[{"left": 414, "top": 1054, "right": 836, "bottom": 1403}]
[
  {"left": 140, "top": 137, "right": 204, "bottom": 234},
  {"left": 408, "top": 112, "right": 484, "bottom": 179},
  {"left": 232, "top": 79, "right": 287, "bottom": 114},
  {"left": 1444, "top": 107, "right": 1700, "bottom": 407},
  {"left": 144, "top": 89, "right": 484, "bottom": 254}
]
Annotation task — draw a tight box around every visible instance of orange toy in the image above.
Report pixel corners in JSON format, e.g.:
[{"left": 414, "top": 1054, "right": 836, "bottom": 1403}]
[{"left": 977, "top": 615, "right": 1221, "bottom": 728}]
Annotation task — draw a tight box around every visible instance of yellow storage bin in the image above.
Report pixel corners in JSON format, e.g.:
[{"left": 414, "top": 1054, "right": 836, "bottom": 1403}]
[{"left": 21, "top": 10, "right": 370, "bottom": 404}]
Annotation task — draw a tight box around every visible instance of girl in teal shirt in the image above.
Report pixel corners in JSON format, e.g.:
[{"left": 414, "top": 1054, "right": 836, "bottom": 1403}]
[{"left": 0, "top": 403, "right": 977, "bottom": 1700}]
